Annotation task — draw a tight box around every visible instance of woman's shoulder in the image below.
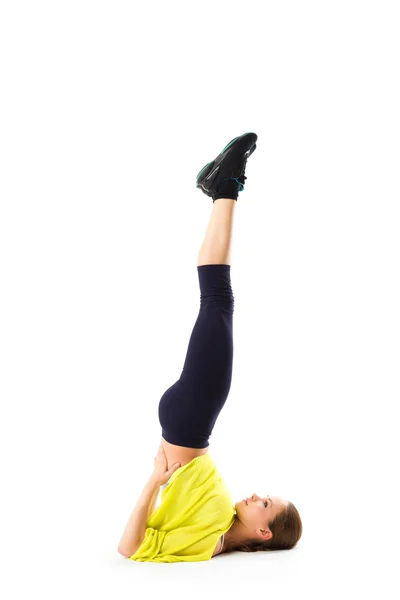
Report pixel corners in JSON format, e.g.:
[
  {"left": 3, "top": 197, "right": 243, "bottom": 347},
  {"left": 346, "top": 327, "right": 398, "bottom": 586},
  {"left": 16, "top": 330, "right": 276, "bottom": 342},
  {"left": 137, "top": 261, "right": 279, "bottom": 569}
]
[{"left": 211, "top": 535, "right": 224, "bottom": 558}]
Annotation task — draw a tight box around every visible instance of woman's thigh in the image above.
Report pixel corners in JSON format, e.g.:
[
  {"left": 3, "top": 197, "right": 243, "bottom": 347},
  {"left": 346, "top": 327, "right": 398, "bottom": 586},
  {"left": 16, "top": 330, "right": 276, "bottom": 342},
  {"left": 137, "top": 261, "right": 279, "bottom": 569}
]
[{"left": 158, "top": 305, "right": 234, "bottom": 448}]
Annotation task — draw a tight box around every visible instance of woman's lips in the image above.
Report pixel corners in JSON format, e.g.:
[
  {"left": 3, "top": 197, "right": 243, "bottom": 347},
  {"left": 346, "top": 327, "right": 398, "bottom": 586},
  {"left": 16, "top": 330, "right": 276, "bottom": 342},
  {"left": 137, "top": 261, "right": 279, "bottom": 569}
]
[{"left": 243, "top": 499, "right": 248, "bottom": 505}]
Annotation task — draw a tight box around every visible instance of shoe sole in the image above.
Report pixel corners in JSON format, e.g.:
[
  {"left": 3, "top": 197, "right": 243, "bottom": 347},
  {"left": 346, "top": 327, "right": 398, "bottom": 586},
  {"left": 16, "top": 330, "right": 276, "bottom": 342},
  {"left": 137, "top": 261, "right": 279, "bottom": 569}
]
[{"left": 196, "top": 132, "right": 257, "bottom": 191}]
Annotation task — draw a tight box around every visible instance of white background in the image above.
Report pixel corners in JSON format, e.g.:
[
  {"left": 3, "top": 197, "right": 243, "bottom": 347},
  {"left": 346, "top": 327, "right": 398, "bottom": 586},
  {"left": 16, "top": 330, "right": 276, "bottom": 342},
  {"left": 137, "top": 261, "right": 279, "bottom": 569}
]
[{"left": 1, "top": 1, "right": 399, "bottom": 598}]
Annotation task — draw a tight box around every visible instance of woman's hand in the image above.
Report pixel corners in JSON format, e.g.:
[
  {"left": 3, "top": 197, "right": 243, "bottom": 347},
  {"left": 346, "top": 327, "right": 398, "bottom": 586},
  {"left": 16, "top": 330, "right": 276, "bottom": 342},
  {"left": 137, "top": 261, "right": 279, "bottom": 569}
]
[{"left": 152, "top": 442, "right": 181, "bottom": 486}]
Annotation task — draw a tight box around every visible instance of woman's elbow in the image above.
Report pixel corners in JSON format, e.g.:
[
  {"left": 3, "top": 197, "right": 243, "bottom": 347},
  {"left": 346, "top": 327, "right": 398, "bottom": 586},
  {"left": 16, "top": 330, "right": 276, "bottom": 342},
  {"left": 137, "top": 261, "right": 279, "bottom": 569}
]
[{"left": 118, "top": 545, "right": 134, "bottom": 558}]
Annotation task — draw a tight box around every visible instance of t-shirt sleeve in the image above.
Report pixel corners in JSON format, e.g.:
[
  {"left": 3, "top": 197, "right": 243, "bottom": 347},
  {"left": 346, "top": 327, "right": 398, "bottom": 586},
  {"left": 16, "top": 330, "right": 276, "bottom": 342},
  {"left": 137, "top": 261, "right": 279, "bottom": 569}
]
[{"left": 128, "top": 527, "right": 166, "bottom": 562}]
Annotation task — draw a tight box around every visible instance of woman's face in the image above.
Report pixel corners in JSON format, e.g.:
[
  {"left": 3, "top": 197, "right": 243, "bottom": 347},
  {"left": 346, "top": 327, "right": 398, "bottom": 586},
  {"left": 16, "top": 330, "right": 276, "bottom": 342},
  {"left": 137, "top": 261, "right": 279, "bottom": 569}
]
[{"left": 234, "top": 493, "right": 288, "bottom": 524}]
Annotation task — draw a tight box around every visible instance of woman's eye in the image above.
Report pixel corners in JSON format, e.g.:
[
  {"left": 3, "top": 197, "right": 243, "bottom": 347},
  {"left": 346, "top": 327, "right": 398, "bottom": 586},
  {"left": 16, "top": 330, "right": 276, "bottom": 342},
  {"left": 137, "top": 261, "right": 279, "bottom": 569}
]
[{"left": 264, "top": 501, "right": 268, "bottom": 507}]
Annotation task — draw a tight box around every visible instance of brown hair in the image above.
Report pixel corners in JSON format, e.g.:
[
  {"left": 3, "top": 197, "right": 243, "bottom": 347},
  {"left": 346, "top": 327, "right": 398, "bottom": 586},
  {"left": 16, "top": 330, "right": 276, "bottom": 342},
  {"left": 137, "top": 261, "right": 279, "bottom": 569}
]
[{"left": 223, "top": 501, "right": 302, "bottom": 554}]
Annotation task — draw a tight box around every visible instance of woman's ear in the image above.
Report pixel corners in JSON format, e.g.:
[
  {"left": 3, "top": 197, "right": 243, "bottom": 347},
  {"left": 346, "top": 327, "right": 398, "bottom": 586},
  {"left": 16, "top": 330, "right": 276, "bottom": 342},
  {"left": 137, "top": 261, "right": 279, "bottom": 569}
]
[{"left": 257, "top": 528, "right": 272, "bottom": 541}]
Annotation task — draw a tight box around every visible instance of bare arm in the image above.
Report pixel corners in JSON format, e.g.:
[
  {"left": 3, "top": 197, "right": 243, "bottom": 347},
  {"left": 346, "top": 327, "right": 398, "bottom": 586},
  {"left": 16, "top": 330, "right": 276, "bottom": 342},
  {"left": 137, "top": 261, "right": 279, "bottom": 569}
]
[
  {"left": 118, "top": 443, "right": 180, "bottom": 558},
  {"left": 147, "top": 484, "right": 160, "bottom": 519},
  {"left": 117, "top": 475, "right": 160, "bottom": 558}
]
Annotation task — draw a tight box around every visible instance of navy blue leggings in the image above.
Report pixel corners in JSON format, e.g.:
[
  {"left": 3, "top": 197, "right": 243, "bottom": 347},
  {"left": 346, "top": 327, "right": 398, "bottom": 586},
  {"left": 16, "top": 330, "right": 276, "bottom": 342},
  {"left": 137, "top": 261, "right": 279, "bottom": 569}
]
[{"left": 158, "top": 264, "right": 234, "bottom": 448}]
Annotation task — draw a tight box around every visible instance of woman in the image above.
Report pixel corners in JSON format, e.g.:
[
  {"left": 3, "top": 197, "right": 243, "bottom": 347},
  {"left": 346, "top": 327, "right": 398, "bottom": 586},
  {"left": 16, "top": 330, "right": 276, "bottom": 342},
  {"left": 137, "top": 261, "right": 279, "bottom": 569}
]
[{"left": 118, "top": 132, "right": 303, "bottom": 562}]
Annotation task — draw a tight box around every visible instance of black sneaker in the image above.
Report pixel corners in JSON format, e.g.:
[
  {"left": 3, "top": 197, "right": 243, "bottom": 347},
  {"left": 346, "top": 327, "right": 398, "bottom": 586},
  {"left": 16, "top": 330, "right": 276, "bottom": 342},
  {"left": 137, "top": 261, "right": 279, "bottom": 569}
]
[{"left": 196, "top": 132, "right": 257, "bottom": 200}]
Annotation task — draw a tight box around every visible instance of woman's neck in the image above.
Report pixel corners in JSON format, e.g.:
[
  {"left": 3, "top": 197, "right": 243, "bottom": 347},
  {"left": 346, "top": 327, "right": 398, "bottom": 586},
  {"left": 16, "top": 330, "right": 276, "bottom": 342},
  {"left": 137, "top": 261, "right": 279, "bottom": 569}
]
[{"left": 222, "top": 514, "right": 250, "bottom": 550}]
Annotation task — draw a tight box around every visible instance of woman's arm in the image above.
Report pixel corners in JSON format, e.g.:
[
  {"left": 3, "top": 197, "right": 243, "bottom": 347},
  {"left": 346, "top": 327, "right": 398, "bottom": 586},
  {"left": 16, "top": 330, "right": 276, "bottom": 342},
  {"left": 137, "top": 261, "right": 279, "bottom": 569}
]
[
  {"left": 117, "top": 475, "right": 160, "bottom": 558},
  {"left": 147, "top": 484, "right": 160, "bottom": 519}
]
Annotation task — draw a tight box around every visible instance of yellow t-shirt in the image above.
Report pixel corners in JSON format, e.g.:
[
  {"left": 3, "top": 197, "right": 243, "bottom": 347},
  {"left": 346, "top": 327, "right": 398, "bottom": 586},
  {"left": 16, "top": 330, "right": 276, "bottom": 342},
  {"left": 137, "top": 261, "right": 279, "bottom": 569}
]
[{"left": 129, "top": 453, "right": 236, "bottom": 562}]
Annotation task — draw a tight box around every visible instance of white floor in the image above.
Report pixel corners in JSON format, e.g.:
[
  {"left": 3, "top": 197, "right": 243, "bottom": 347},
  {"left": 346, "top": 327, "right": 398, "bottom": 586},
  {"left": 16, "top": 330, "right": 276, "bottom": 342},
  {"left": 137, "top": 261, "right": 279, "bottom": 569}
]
[{"left": 9, "top": 536, "right": 395, "bottom": 600}]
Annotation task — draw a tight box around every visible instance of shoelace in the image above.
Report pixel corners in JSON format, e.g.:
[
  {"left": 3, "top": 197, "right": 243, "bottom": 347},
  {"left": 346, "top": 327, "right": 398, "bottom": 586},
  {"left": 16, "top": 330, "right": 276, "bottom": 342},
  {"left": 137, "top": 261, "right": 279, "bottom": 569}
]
[
  {"left": 221, "top": 153, "right": 249, "bottom": 192},
  {"left": 235, "top": 153, "right": 249, "bottom": 190},
  {"left": 236, "top": 174, "right": 247, "bottom": 191}
]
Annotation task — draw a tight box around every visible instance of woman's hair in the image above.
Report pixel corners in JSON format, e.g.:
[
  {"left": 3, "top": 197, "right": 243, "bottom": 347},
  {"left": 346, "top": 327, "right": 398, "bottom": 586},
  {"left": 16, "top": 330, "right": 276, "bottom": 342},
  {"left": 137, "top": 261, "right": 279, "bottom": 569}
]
[{"left": 223, "top": 501, "right": 303, "bottom": 554}]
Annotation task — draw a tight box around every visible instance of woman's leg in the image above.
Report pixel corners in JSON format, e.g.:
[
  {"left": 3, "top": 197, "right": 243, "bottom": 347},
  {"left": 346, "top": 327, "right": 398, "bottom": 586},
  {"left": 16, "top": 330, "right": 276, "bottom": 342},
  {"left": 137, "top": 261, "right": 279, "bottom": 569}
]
[
  {"left": 197, "top": 197, "right": 236, "bottom": 266},
  {"left": 158, "top": 197, "right": 237, "bottom": 449}
]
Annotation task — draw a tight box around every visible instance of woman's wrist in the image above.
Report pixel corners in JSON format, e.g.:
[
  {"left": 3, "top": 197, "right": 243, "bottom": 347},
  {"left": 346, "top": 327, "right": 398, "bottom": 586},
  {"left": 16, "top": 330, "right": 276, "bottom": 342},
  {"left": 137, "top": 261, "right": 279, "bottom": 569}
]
[{"left": 149, "top": 473, "right": 162, "bottom": 488}]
